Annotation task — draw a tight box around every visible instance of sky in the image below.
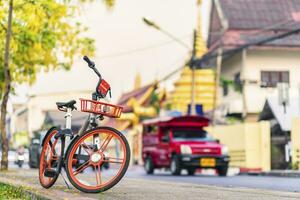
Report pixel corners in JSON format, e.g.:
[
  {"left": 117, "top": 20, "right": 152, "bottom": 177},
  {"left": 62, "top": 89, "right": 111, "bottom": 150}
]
[{"left": 13, "top": 0, "right": 211, "bottom": 104}]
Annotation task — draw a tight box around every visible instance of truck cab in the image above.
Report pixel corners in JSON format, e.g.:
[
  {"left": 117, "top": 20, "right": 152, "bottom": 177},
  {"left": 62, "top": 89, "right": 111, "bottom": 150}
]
[{"left": 142, "top": 116, "right": 229, "bottom": 176}]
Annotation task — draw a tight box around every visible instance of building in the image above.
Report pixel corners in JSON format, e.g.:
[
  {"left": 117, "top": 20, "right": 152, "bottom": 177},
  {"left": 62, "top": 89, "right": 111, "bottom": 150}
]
[
  {"left": 207, "top": 0, "right": 300, "bottom": 169},
  {"left": 208, "top": 0, "right": 300, "bottom": 121}
]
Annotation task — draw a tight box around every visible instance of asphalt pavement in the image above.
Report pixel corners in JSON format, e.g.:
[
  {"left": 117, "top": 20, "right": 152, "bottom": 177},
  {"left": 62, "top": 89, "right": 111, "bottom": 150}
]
[
  {"left": 125, "top": 166, "right": 300, "bottom": 193},
  {"left": 1, "top": 167, "right": 300, "bottom": 200},
  {"left": 6, "top": 159, "right": 300, "bottom": 195}
]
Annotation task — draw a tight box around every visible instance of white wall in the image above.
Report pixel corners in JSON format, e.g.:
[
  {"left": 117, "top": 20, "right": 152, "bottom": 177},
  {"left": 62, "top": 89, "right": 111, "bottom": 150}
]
[
  {"left": 220, "top": 49, "right": 300, "bottom": 114},
  {"left": 220, "top": 53, "right": 243, "bottom": 113},
  {"left": 244, "top": 49, "right": 300, "bottom": 113}
]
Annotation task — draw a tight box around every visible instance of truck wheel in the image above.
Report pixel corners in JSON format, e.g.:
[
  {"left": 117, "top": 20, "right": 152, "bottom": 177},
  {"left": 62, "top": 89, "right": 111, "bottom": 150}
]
[
  {"left": 217, "top": 166, "right": 228, "bottom": 176},
  {"left": 170, "top": 155, "right": 181, "bottom": 175},
  {"left": 145, "top": 157, "right": 154, "bottom": 174},
  {"left": 187, "top": 168, "right": 196, "bottom": 176}
]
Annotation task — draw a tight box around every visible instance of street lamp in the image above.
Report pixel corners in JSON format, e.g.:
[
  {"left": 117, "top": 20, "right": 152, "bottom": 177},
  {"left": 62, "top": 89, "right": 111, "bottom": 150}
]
[{"left": 142, "top": 17, "right": 191, "bottom": 50}]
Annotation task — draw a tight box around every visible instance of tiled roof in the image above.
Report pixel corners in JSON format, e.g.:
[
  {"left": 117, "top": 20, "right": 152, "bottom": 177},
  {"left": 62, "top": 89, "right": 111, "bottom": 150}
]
[
  {"left": 208, "top": 0, "right": 300, "bottom": 49},
  {"left": 220, "top": 0, "right": 300, "bottom": 30}
]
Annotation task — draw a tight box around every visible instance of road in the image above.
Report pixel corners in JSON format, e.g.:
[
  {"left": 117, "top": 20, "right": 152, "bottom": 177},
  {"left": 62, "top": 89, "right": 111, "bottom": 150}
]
[
  {"left": 1, "top": 167, "right": 300, "bottom": 200},
  {"left": 125, "top": 166, "right": 300, "bottom": 193},
  {"left": 9, "top": 158, "right": 300, "bottom": 193}
]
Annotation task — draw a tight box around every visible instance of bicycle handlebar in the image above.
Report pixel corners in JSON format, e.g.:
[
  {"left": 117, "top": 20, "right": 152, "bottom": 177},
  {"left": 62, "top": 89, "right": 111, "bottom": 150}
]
[
  {"left": 83, "top": 56, "right": 102, "bottom": 79},
  {"left": 83, "top": 55, "right": 94, "bottom": 67}
]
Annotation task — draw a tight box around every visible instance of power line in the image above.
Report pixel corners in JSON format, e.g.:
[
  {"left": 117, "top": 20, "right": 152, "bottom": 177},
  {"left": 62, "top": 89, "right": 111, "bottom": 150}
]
[
  {"left": 156, "top": 20, "right": 300, "bottom": 84},
  {"left": 158, "top": 57, "right": 189, "bottom": 83},
  {"left": 99, "top": 34, "right": 192, "bottom": 60},
  {"left": 196, "top": 21, "right": 300, "bottom": 66}
]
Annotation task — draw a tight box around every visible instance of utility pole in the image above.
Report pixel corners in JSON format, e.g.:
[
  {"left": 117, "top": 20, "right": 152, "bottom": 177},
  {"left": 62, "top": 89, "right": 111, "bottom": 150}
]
[
  {"left": 241, "top": 49, "right": 248, "bottom": 119},
  {"left": 211, "top": 0, "right": 228, "bottom": 125},
  {"left": 211, "top": 46, "right": 223, "bottom": 125},
  {"left": 190, "top": 30, "right": 197, "bottom": 115}
]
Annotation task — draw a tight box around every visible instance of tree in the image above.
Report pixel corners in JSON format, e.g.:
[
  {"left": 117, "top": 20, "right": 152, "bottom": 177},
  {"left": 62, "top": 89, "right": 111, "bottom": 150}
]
[
  {"left": 1, "top": 0, "right": 14, "bottom": 171},
  {"left": 0, "top": 0, "right": 113, "bottom": 170}
]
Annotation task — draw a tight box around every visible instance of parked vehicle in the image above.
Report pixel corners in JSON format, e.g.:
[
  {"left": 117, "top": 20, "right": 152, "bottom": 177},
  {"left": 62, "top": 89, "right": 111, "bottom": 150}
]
[
  {"left": 28, "top": 137, "right": 42, "bottom": 168},
  {"left": 142, "top": 116, "right": 230, "bottom": 176}
]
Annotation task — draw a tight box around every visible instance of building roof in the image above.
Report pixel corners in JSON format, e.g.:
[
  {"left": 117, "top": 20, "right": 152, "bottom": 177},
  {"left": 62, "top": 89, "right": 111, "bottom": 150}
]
[
  {"left": 103, "top": 83, "right": 157, "bottom": 131},
  {"left": 220, "top": 0, "right": 300, "bottom": 30},
  {"left": 208, "top": 0, "right": 300, "bottom": 51},
  {"left": 117, "top": 83, "right": 156, "bottom": 112},
  {"left": 260, "top": 96, "right": 300, "bottom": 132}
]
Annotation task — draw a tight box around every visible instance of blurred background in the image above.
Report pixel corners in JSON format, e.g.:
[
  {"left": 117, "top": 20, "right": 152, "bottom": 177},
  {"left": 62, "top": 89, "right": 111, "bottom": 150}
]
[{"left": 2, "top": 0, "right": 300, "bottom": 190}]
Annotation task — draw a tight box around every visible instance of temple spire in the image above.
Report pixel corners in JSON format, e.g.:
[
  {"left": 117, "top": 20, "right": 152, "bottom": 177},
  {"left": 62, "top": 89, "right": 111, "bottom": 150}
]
[
  {"left": 134, "top": 72, "right": 142, "bottom": 89},
  {"left": 195, "top": 0, "right": 207, "bottom": 58}
]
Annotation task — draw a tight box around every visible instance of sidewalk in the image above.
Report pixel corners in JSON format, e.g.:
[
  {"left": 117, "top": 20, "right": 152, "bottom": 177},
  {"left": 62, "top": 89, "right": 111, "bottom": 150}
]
[{"left": 1, "top": 169, "right": 300, "bottom": 200}]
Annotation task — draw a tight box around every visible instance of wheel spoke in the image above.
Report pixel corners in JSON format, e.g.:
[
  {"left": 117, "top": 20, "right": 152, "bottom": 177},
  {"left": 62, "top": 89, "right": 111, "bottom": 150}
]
[
  {"left": 102, "top": 157, "right": 124, "bottom": 164},
  {"left": 73, "top": 161, "right": 90, "bottom": 176},
  {"left": 46, "top": 146, "right": 52, "bottom": 168},
  {"left": 95, "top": 164, "right": 102, "bottom": 186},
  {"left": 50, "top": 139, "right": 58, "bottom": 156},
  {"left": 66, "top": 128, "right": 129, "bottom": 191},
  {"left": 81, "top": 142, "right": 93, "bottom": 155},
  {"left": 99, "top": 134, "right": 113, "bottom": 152}
]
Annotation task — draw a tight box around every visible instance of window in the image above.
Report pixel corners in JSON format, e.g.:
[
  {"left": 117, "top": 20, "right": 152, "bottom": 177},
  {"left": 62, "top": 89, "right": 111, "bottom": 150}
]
[
  {"left": 161, "top": 129, "right": 170, "bottom": 143},
  {"left": 172, "top": 129, "right": 214, "bottom": 142},
  {"left": 261, "top": 71, "right": 289, "bottom": 88},
  {"left": 143, "top": 125, "right": 158, "bottom": 135}
]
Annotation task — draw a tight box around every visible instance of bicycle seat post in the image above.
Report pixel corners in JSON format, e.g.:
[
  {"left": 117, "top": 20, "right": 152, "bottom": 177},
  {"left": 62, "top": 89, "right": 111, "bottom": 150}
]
[{"left": 65, "top": 108, "right": 72, "bottom": 129}]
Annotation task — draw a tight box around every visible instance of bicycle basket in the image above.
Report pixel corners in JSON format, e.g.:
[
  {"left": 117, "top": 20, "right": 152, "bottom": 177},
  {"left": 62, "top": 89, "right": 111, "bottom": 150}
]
[{"left": 80, "top": 98, "right": 123, "bottom": 118}]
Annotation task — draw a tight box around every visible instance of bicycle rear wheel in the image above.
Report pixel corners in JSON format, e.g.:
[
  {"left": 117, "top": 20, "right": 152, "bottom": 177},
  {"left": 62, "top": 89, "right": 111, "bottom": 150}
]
[
  {"left": 65, "top": 127, "right": 130, "bottom": 193},
  {"left": 39, "top": 127, "right": 63, "bottom": 188}
]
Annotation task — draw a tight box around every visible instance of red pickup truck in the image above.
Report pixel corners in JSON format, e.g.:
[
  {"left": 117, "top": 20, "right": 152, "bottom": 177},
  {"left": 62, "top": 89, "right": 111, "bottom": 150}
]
[{"left": 142, "top": 116, "right": 229, "bottom": 176}]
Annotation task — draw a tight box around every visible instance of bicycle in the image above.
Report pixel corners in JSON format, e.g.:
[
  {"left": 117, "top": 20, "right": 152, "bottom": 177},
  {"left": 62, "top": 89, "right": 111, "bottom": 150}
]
[{"left": 38, "top": 56, "right": 130, "bottom": 193}]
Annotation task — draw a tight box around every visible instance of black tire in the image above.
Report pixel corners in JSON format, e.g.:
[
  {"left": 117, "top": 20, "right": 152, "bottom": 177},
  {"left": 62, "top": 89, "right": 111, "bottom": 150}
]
[
  {"left": 65, "top": 127, "right": 130, "bottom": 193},
  {"left": 144, "top": 156, "right": 154, "bottom": 174},
  {"left": 217, "top": 166, "right": 228, "bottom": 176},
  {"left": 187, "top": 168, "right": 196, "bottom": 176},
  {"left": 39, "top": 127, "right": 64, "bottom": 189},
  {"left": 170, "top": 155, "right": 181, "bottom": 175}
]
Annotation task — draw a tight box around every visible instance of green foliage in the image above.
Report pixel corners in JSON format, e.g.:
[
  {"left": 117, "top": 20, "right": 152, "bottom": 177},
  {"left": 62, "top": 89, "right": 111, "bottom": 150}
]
[
  {"left": 220, "top": 76, "right": 242, "bottom": 93},
  {"left": 149, "top": 91, "right": 160, "bottom": 113},
  {"left": 0, "top": 183, "right": 30, "bottom": 200},
  {"left": 0, "top": 0, "right": 96, "bottom": 92}
]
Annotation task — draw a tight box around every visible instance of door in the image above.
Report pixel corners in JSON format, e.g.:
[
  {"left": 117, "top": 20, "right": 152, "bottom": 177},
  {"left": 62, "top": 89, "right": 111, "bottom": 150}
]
[{"left": 157, "top": 129, "right": 171, "bottom": 167}]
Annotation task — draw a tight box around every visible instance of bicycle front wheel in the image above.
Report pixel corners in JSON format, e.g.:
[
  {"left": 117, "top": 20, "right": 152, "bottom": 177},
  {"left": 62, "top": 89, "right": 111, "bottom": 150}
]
[{"left": 65, "top": 127, "right": 130, "bottom": 193}]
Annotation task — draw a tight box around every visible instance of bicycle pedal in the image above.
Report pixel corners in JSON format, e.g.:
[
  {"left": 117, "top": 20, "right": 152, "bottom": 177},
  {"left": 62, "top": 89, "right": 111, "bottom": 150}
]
[{"left": 44, "top": 169, "right": 58, "bottom": 178}]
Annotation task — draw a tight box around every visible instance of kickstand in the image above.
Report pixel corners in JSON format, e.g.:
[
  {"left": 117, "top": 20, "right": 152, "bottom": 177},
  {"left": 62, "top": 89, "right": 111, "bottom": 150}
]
[{"left": 60, "top": 171, "right": 71, "bottom": 189}]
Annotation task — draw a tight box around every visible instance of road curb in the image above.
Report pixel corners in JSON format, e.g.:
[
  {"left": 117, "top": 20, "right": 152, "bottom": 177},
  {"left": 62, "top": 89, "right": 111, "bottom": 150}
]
[
  {"left": 242, "top": 170, "right": 300, "bottom": 178},
  {"left": 259, "top": 171, "right": 300, "bottom": 178}
]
